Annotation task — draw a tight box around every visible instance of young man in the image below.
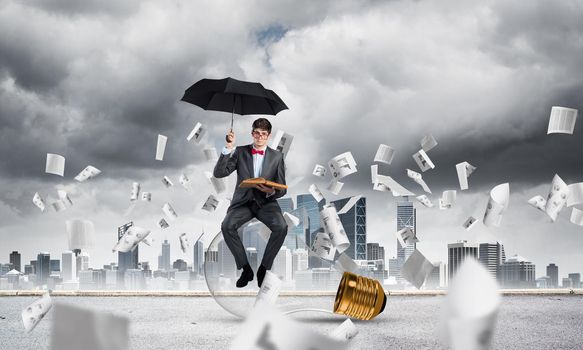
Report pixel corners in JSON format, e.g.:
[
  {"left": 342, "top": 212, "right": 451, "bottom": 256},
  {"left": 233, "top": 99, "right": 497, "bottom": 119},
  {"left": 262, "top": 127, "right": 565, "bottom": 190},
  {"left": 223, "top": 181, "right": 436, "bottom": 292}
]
[{"left": 213, "top": 118, "right": 287, "bottom": 288}]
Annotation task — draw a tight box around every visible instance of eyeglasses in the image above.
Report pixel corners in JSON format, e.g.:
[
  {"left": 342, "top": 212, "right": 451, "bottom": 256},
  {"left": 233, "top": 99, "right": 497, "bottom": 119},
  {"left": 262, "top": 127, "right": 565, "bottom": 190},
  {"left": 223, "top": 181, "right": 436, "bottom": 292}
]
[{"left": 252, "top": 130, "right": 270, "bottom": 139}]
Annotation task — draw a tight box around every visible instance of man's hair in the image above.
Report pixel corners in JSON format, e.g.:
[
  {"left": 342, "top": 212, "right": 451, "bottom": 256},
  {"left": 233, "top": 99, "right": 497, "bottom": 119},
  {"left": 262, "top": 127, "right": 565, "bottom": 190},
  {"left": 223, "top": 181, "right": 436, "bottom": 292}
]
[{"left": 252, "top": 118, "right": 272, "bottom": 133}]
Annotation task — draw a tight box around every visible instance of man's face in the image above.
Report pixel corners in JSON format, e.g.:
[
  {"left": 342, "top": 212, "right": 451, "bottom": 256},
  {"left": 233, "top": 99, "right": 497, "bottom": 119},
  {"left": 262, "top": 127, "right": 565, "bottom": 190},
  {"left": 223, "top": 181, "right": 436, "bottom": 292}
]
[{"left": 252, "top": 128, "right": 270, "bottom": 148}]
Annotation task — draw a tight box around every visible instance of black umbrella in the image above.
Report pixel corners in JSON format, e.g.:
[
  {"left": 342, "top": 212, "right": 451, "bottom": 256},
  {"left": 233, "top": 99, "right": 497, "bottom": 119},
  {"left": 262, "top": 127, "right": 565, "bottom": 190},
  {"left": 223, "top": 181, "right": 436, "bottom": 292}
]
[{"left": 181, "top": 77, "right": 288, "bottom": 137}]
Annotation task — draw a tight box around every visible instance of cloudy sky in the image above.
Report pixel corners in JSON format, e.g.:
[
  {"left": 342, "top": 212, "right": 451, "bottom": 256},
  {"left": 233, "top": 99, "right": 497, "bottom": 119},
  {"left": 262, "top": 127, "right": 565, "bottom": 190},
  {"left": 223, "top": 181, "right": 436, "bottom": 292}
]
[{"left": 1, "top": 0, "right": 582, "bottom": 280}]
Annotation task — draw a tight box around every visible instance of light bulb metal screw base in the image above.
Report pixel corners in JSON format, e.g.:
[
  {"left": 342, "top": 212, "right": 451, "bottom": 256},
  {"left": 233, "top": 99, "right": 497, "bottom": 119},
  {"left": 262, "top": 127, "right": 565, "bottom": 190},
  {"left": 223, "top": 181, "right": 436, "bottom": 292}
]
[{"left": 333, "top": 271, "right": 387, "bottom": 321}]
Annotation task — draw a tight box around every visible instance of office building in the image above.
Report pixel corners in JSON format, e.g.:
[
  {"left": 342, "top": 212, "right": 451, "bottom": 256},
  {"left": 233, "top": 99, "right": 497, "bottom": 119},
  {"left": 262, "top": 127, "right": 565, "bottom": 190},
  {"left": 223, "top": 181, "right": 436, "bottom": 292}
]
[
  {"left": 124, "top": 269, "right": 145, "bottom": 290},
  {"left": 292, "top": 248, "right": 309, "bottom": 280},
  {"left": 285, "top": 207, "right": 310, "bottom": 251},
  {"left": 62, "top": 251, "right": 76, "bottom": 282},
  {"left": 500, "top": 255, "right": 536, "bottom": 288},
  {"left": 193, "top": 240, "right": 204, "bottom": 275},
  {"left": 217, "top": 240, "right": 236, "bottom": 278},
  {"left": 331, "top": 196, "right": 367, "bottom": 260},
  {"left": 426, "top": 262, "right": 447, "bottom": 289},
  {"left": 546, "top": 263, "right": 559, "bottom": 288},
  {"left": 397, "top": 198, "right": 416, "bottom": 266},
  {"left": 9, "top": 251, "right": 21, "bottom": 272},
  {"left": 562, "top": 278, "right": 573, "bottom": 288},
  {"left": 36, "top": 252, "right": 51, "bottom": 286},
  {"left": 277, "top": 197, "right": 294, "bottom": 213},
  {"left": 50, "top": 259, "right": 60, "bottom": 272},
  {"left": 159, "top": 240, "right": 171, "bottom": 271},
  {"left": 296, "top": 194, "right": 325, "bottom": 247},
  {"left": 118, "top": 222, "right": 138, "bottom": 272},
  {"left": 367, "top": 243, "right": 385, "bottom": 262},
  {"left": 272, "top": 247, "right": 292, "bottom": 281},
  {"left": 478, "top": 242, "right": 506, "bottom": 280},
  {"left": 568, "top": 273, "right": 581, "bottom": 288},
  {"left": 448, "top": 241, "right": 478, "bottom": 280},
  {"left": 173, "top": 259, "right": 188, "bottom": 271},
  {"left": 76, "top": 252, "right": 89, "bottom": 275}
]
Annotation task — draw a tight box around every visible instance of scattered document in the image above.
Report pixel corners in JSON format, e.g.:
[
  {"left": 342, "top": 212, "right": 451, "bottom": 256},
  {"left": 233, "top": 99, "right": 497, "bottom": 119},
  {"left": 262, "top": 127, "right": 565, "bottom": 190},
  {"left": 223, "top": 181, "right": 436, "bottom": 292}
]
[
  {"left": 396, "top": 227, "right": 418, "bottom": 247},
  {"left": 179, "top": 233, "right": 190, "bottom": 253},
  {"left": 420, "top": 134, "right": 438, "bottom": 152},
  {"left": 283, "top": 212, "right": 300, "bottom": 227},
  {"left": 57, "top": 189, "right": 73, "bottom": 206},
  {"left": 156, "top": 134, "right": 167, "bottom": 161},
  {"left": 130, "top": 182, "right": 140, "bottom": 201},
  {"left": 112, "top": 226, "right": 151, "bottom": 253},
  {"left": 527, "top": 195, "right": 546, "bottom": 212},
  {"left": 270, "top": 130, "right": 294, "bottom": 159},
  {"left": 567, "top": 183, "right": 583, "bottom": 207},
  {"left": 416, "top": 195, "right": 434, "bottom": 208},
  {"left": 22, "top": 293, "right": 52, "bottom": 333},
  {"left": 313, "top": 164, "right": 327, "bottom": 177},
  {"left": 202, "top": 194, "right": 220, "bottom": 212},
  {"left": 162, "top": 203, "right": 178, "bottom": 221},
  {"left": 66, "top": 219, "right": 95, "bottom": 250},
  {"left": 309, "top": 184, "right": 325, "bottom": 203},
  {"left": 407, "top": 168, "right": 432, "bottom": 193},
  {"left": 74, "top": 165, "right": 101, "bottom": 182},
  {"left": 483, "top": 183, "right": 510, "bottom": 227},
  {"left": 179, "top": 173, "right": 192, "bottom": 191},
  {"left": 412, "top": 149, "right": 435, "bottom": 172},
  {"left": 33, "top": 192, "right": 46, "bottom": 212},
  {"left": 255, "top": 271, "right": 282, "bottom": 306},
  {"left": 320, "top": 204, "right": 350, "bottom": 253},
  {"left": 439, "top": 190, "right": 457, "bottom": 210},
  {"left": 463, "top": 217, "right": 478, "bottom": 231},
  {"left": 187, "top": 122, "right": 206, "bottom": 143},
  {"left": 330, "top": 319, "right": 359, "bottom": 342},
  {"left": 374, "top": 144, "right": 396, "bottom": 164},
  {"left": 570, "top": 208, "right": 583, "bottom": 226},
  {"left": 310, "top": 231, "right": 336, "bottom": 261},
  {"left": 370, "top": 164, "right": 378, "bottom": 183},
  {"left": 545, "top": 174, "right": 569, "bottom": 222},
  {"left": 328, "top": 152, "right": 357, "bottom": 180},
  {"left": 326, "top": 180, "right": 344, "bottom": 195},
  {"left": 203, "top": 147, "right": 218, "bottom": 161},
  {"left": 51, "top": 199, "right": 67, "bottom": 212},
  {"left": 402, "top": 249, "right": 434, "bottom": 289},
  {"left": 158, "top": 218, "right": 169, "bottom": 229},
  {"left": 456, "top": 161, "right": 476, "bottom": 190},
  {"left": 334, "top": 252, "right": 359, "bottom": 274},
  {"left": 374, "top": 174, "right": 415, "bottom": 196},
  {"left": 337, "top": 195, "right": 363, "bottom": 215},
  {"left": 141, "top": 192, "right": 151, "bottom": 202},
  {"left": 205, "top": 171, "right": 226, "bottom": 194},
  {"left": 162, "top": 176, "right": 174, "bottom": 188},
  {"left": 547, "top": 106, "right": 577, "bottom": 134},
  {"left": 45, "top": 153, "right": 65, "bottom": 176}
]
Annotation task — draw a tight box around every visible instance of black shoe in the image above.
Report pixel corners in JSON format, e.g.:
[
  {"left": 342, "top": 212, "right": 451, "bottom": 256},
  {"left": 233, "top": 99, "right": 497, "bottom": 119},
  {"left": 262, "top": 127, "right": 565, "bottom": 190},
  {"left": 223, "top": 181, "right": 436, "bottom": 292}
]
[
  {"left": 257, "top": 265, "right": 267, "bottom": 288},
  {"left": 236, "top": 265, "right": 254, "bottom": 288}
]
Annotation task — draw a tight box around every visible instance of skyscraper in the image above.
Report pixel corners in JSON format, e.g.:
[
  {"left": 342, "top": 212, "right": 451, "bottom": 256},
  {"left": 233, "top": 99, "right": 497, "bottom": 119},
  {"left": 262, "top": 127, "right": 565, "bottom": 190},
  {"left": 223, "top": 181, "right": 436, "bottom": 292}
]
[
  {"left": 296, "top": 194, "right": 325, "bottom": 247},
  {"left": 331, "top": 196, "right": 367, "bottom": 260},
  {"left": 193, "top": 240, "right": 204, "bottom": 276},
  {"left": 367, "top": 243, "right": 385, "bottom": 262},
  {"left": 547, "top": 263, "right": 559, "bottom": 288},
  {"left": 118, "top": 222, "right": 138, "bottom": 273},
  {"left": 50, "top": 259, "right": 60, "bottom": 272},
  {"left": 9, "top": 251, "right": 21, "bottom": 272},
  {"left": 292, "top": 248, "right": 309, "bottom": 279},
  {"left": 277, "top": 197, "right": 294, "bottom": 213},
  {"left": 62, "top": 251, "right": 76, "bottom": 282},
  {"left": 448, "top": 241, "right": 478, "bottom": 280},
  {"left": 500, "top": 255, "right": 536, "bottom": 288},
  {"left": 397, "top": 198, "right": 416, "bottom": 265},
  {"left": 272, "top": 247, "right": 292, "bottom": 281},
  {"left": 36, "top": 252, "right": 50, "bottom": 286},
  {"left": 478, "top": 242, "right": 506, "bottom": 280},
  {"left": 568, "top": 273, "right": 581, "bottom": 288},
  {"left": 217, "top": 240, "right": 236, "bottom": 278}
]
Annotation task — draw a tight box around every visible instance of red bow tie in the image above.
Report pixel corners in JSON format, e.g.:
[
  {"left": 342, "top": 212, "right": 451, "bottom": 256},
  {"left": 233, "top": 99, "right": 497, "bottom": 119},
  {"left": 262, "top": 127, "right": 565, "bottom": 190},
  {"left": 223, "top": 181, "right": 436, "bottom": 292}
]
[{"left": 251, "top": 149, "right": 264, "bottom": 155}]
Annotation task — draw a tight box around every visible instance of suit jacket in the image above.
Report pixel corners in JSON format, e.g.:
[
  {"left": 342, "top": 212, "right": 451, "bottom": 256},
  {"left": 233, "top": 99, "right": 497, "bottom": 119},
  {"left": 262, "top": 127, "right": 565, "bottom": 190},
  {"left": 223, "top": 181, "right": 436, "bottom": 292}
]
[{"left": 213, "top": 144, "right": 286, "bottom": 210}]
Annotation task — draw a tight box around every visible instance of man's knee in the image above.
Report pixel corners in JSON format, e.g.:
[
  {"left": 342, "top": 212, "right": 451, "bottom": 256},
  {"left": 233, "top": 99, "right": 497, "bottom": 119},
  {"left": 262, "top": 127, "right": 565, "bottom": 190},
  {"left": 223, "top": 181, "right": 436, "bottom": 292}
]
[
  {"left": 221, "top": 218, "right": 237, "bottom": 234},
  {"left": 270, "top": 220, "right": 288, "bottom": 235}
]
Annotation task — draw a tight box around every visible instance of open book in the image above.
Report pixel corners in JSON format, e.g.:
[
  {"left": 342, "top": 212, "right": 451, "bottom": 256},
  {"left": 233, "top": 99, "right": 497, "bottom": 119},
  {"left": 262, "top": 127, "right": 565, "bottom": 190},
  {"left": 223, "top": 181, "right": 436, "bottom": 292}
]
[{"left": 239, "top": 177, "right": 288, "bottom": 190}]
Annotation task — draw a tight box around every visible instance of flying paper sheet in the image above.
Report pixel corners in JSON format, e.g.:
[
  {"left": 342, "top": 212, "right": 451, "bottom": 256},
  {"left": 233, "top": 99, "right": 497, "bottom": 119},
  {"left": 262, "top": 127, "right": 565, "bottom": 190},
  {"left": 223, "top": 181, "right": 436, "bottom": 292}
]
[
  {"left": 374, "top": 144, "right": 396, "bottom": 164},
  {"left": 395, "top": 227, "right": 418, "bottom": 247},
  {"left": 255, "top": 271, "right": 282, "bottom": 306},
  {"left": 45, "top": 153, "right": 65, "bottom": 176},
  {"left": 74, "top": 165, "right": 101, "bottom": 182},
  {"left": 375, "top": 174, "right": 415, "bottom": 197},
  {"left": 320, "top": 204, "right": 350, "bottom": 253},
  {"left": 444, "top": 259, "right": 500, "bottom": 350},
  {"left": 309, "top": 184, "right": 325, "bottom": 203},
  {"left": 545, "top": 174, "right": 569, "bottom": 222},
  {"left": 401, "top": 249, "right": 434, "bottom": 289},
  {"left": 141, "top": 192, "right": 151, "bottom": 202},
  {"left": 547, "top": 106, "right": 578, "bottom": 134},
  {"left": 130, "top": 182, "right": 140, "bottom": 201},
  {"left": 203, "top": 147, "right": 218, "bottom": 161},
  {"left": 412, "top": 149, "right": 435, "bottom": 172},
  {"left": 334, "top": 252, "right": 359, "bottom": 274},
  {"left": 229, "top": 303, "right": 347, "bottom": 350},
  {"left": 51, "top": 199, "right": 67, "bottom": 212},
  {"left": 370, "top": 164, "right": 378, "bottom": 183},
  {"left": 50, "top": 303, "right": 129, "bottom": 350},
  {"left": 439, "top": 190, "right": 457, "bottom": 210},
  {"left": 407, "top": 168, "right": 432, "bottom": 193},
  {"left": 567, "top": 183, "right": 583, "bottom": 207},
  {"left": 463, "top": 216, "right": 478, "bottom": 231},
  {"left": 155, "top": 134, "right": 167, "bottom": 161},
  {"left": 337, "top": 195, "right": 363, "bottom": 215},
  {"left": 310, "top": 231, "right": 336, "bottom": 261},
  {"left": 22, "top": 293, "right": 52, "bottom": 333},
  {"left": 187, "top": 122, "right": 206, "bottom": 143},
  {"left": 313, "top": 164, "right": 327, "bottom": 177},
  {"left": 570, "top": 208, "right": 583, "bottom": 226},
  {"left": 205, "top": 171, "right": 226, "bottom": 194},
  {"left": 527, "top": 195, "right": 546, "bottom": 212},
  {"left": 283, "top": 212, "right": 300, "bottom": 227},
  {"left": 326, "top": 179, "right": 344, "bottom": 195},
  {"left": 162, "top": 202, "right": 178, "bottom": 221},
  {"left": 162, "top": 176, "right": 174, "bottom": 188},
  {"left": 416, "top": 195, "right": 434, "bottom": 208},
  {"left": 456, "top": 161, "right": 476, "bottom": 191},
  {"left": 112, "top": 226, "right": 151, "bottom": 253},
  {"left": 202, "top": 194, "right": 220, "bottom": 212},
  {"left": 33, "top": 192, "right": 46, "bottom": 212},
  {"left": 179, "top": 173, "right": 192, "bottom": 191},
  {"left": 158, "top": 218, "right": 169, "bottom": 229},
  {"left": 270, "top": 130, "right": 293, "bottom": 159},
  {"left": 420, "top": 134, "right": 438, "bottom": 152},
  {"left": 66, "top": 219, "right": 95, "bottom": 250},
  {"left": 483, "top": 183, "right": 510, "bottom": 227},
  {"left": 179, "top": 233, "right": 190, "bottom": 253},
  {"left": 330, "top": 319, "right": 359, "bottom": 342},
  {"left": 57, "top": 189, "right": 73, "bottom": 206},
  {"left": 328, "top": 152, "right": 357, "bottom": 180}
]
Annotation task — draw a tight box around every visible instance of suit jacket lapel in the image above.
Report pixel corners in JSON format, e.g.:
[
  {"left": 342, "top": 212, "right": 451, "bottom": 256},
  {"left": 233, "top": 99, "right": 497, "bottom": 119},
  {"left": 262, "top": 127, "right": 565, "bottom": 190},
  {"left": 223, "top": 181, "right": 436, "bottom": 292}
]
[{"left": 245, "top": 145, "right": 254, "bottom": 178}]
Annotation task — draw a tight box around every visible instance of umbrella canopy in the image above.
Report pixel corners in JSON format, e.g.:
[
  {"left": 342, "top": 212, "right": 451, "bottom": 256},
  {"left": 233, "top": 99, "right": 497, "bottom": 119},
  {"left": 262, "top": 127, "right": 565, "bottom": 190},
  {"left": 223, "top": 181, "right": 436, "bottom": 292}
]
[{"left": 181, "top": 77, "right": 288, "bottom": 129}]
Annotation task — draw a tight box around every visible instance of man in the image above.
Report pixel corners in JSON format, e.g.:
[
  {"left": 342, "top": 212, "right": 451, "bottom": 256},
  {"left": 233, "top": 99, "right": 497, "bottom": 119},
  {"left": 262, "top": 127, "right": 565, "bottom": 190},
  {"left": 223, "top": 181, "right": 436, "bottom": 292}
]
[{"left": 213, "top": 118, "right": 287, "bottom": 288}]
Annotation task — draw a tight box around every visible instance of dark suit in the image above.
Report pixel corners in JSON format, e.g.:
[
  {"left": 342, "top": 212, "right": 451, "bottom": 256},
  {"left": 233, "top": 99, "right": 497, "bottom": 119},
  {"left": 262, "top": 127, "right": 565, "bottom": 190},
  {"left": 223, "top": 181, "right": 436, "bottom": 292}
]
[{"left": 213, "top": 144, "right": 287, "bottom": 270}]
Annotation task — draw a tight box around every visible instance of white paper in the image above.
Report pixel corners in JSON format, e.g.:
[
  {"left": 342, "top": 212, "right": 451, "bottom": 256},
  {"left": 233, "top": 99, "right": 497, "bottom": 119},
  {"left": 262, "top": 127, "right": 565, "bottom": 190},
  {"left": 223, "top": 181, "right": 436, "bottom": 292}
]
[
  {"left": 412, "top": 149, "right": 435, "bottom": 172},
  {"left": 483, "top": 183, "right": 510, "bottom": 227},
  {"left": 51, "top": 199, "right": 67, "bottom": 212},
  {"left": 179, "top": 173, "right": 192, "bottom": 191},
  {"left": 187, "top": 122, "right": 206, "bottom": 143},
  {"left": 312, "top": 164, "right": 327, "bottom": 177},
  {"left": 74, "top": 165, "right": 101, "bottom": 182},
  {"left": 328, "top": 152, "right": 358, "bottom": 180},
  {"left": 545, "top": 174, "right": 568, "bottom": 222},
  {"left": 374, "top": 174, "right": 415, "bottom": 196},
  {"left": 463, "top": 216, "right": 478, "bottom": 231},
  {"left": 421, "top": 134, "right": 438, "bottom": 152},
  {"left": 310, "top": 231, "right": 336, "bottom": 261},
  {"left": 229, "top": 303, "right": 347, "bottom": 350},
  {"left": 337, "top": 195, "right": 363, "bottom": 215},
  {"left": 130, "top": 182, "right": 140, "bottom": 201},
  {"left": 547, "top": 106, "right": 578, "bottom": 134},
  {"left": 334, "top": 252, "right": 359, "bottom": 274},
  {"left": 141, "top": 192, "right": 151, "bottom": 202},
  {"left": 57, "top": 189, "right": 73, "bottom": 206},
  {"left": 416, "top": 195, "right": 434, "bottom": 208},
  {"left": 50, "top": 303, "right": 130, "bottom": 350},
  {"left": 162, "top": 176, "right": 174, "bottom": 188},
  {"left": 326, "top": 179, "right": 344, "bottom": 195},
  {"left": 407, "top": 168, "right": 432, "bottom": 193},
  {"left": 45, "top": 153, "right": 65, "bottom": 176},
  {"left": 162, "top": 202, "right": 178, "bottom": 221},
  {"left": 158, "top": 218, "right": 169, "bottom": 229},
  {"left": 202, "top": 194, "right": 220, "bottom": 212},
  {"left": 374, "top": 144, "right": 396, "bottom": 164},
  {"left": 22, "top": 293, "right": 52, "bottom": 333},
  {"left": 567, "top": 183, "right": 583, "bottom": 207},
  {"left": 402, "top": 249, "right": 434, "bottom": 289},
  {"left": 205, "top": 171, "right": 226, "bottom": 194},
  {"left": 330, "top": 319, "right": 359, "bottom": 342},
  {"left": 309, "top": 184, "right": 325, "bottom": 203},
  {"left": 112, "top": 226, "right": 151, "bottom": 253},
  {"left": 255, "top": 271, "right": 282, "bottom": 306},
  {"left": 283, "top": 212, "right": 300, "bottom": 227},
  {"left": 270, "top": 130, "right": 294, "bottom": 159},
  {"left": 179, "top": 233, "right": 190, "bottom": 253},
  {"left": 320, "top": 204, "right": 350, "bottom": 253},
  {"left": 370, "top": 164, "right": 378, "bottom": 183},
  {"left": 33, "top": 192, "right": 46, "bottom": 212},
  {"left": 155, "top": 134, "right": 167, "bottom": 161},
  {"left": 439, "top": 190, "right": 457, "bottom": 210},
  {"left": 527, "top": 195, "right": 546, "bottom": 212},
  {"left": 456, "top": 161, "right": 477, "bottom": 191},
  {"left": 203, "top": 147, "right": 218, "bottom": 161},
  {"left": 444, "top": 259, "right": 500, "bottom": 350},
  {"left": 570, "top": 208, "right": 583, "bottom": 226},
  {"left": 395, "top": 227, "right": 418, "bottom": 247},
  {"left": 66, "top": 219, "right": 95, "bottom": 250}
]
